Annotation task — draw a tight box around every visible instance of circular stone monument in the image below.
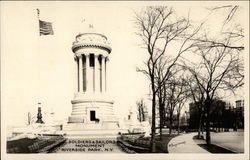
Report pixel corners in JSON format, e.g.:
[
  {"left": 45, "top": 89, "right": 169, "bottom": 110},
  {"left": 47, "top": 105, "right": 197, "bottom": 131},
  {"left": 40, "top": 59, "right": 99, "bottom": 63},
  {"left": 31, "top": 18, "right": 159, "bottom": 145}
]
[{"left": 63, "top": 29, "right": 120, "bottom": 137}]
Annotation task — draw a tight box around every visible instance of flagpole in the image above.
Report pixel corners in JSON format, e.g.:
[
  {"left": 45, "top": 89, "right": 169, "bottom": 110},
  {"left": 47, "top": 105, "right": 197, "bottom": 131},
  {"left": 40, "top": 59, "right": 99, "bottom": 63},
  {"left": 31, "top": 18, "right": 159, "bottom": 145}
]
[
  {"left": 37, "top": 8, "right": 40, "bottom": 20},
  {"left": 36, "top": 9, "right": 41, "bottom": 107},
  {"left": 37, "top": 9, "right": 40, "bottom": 36}
]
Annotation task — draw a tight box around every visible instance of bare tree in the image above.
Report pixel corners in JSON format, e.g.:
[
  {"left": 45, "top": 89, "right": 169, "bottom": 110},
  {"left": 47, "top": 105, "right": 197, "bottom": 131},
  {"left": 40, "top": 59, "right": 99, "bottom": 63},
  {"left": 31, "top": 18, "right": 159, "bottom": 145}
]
[
  {"left": 155, "top": 56, "right": 172, "bottom": 140},
  {"left": 186, "top": 34, "right": 243, "bottom": 144},
  {"left": 204, "top": 5, "right": 244, "bottom": 51},
  {"left": 180, "top": 5, "right": 244, "bottom": 144},
  {"left": 175, "top": 79, "right": 188, "bottom": 134},
  {"left": 27, "top": 112, "right": 31, "bottom": 125},
  {"left": 136, "top": 99, "right": 148, "bottom": 122},
  {"left": 156, "top": 60, "right": 188, "bottom": 136},
  {"left": 176, "top": 101, "right": 185, "bottom": 134},
  {"left": 156, "top": 79, "right": 166, "bottom": 140},
  {"left": 26, "top": 112, "right": 36, "bottom": 125},
  {"left": 184, "top": 75, "right": 205, "bottom": 138},
  {"left": 165, "top": 76, "right": 187, "bottom": 135},
  {"left": 134, "top": 6, "right": 201, "bottom": 152}
]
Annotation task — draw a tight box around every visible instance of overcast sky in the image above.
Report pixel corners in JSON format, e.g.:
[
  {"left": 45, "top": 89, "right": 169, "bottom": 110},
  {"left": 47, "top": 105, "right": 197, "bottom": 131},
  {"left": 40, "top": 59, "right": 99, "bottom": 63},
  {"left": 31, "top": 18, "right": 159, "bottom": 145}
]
[{"left": 1, "top": 1, "right": 248, "bottom": 126}]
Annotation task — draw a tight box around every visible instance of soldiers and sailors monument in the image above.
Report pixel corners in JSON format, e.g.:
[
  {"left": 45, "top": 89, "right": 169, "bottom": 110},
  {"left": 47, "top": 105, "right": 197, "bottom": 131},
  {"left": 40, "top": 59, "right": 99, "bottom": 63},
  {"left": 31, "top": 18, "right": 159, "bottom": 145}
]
[{"left": 63, "top": 26, "right": 120, "bottom": 136}]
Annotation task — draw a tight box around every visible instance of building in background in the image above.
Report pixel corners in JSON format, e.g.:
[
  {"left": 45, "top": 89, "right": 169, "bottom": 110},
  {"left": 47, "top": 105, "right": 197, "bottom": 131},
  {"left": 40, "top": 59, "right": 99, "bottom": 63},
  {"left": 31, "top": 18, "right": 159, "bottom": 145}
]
[
  {"left": 188, "top": 99, "right": 244, "bottom": 132},
  {"left": 235, "top": 100, "right": 244, "bottom": 129}
]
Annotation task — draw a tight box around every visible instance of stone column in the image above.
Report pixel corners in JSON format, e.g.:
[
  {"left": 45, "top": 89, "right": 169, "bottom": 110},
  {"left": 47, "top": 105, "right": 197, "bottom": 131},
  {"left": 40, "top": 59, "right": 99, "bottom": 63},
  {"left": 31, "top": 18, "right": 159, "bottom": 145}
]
[
  {"left": 78, "top": 55, "right": 83, "bottom": 92},
  {"left": 74, "top": 56, "right": 78, "bottom": 93},
  {"left": 85, "top": 54, "right": 90, "bottom": 92},
  {"left": 105, "top": 57, "right": 109, "bottom": 92},
  {"left": 94, "top": 54, "right": 100, "bottom": 93},
  {"left": 101, "top": 56, "right": 105, "bottom": 93}
]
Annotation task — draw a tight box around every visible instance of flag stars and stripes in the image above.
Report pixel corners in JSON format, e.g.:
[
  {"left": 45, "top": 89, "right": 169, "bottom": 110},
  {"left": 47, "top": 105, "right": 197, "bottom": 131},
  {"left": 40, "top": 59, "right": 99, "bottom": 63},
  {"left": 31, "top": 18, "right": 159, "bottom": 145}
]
[{"left": 39, "top": 20, "right": 54, "bottom": 36}]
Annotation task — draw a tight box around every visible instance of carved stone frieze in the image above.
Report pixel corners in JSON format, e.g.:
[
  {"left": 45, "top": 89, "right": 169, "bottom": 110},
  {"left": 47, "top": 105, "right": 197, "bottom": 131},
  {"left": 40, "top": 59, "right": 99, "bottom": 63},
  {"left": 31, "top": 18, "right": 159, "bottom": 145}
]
[{"left": 72, "top": 33, "right": 111, "bottom": 53}]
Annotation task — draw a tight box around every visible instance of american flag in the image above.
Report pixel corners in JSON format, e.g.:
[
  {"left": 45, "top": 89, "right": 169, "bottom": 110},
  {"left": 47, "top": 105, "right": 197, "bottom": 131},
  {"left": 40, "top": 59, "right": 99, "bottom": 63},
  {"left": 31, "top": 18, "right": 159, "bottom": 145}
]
[{"left": 39, "top": 20, "right": 54, "bottom": 36}]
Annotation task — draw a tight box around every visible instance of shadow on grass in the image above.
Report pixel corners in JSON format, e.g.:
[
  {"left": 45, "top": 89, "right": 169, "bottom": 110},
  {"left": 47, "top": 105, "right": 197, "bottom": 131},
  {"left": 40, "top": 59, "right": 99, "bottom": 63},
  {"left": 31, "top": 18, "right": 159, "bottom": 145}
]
[
  {"left": 193, "top": 135, "right": 235, "bottom": 154},
  {"left": 197, "top": 144, "right": 234, "bottom": 153}
]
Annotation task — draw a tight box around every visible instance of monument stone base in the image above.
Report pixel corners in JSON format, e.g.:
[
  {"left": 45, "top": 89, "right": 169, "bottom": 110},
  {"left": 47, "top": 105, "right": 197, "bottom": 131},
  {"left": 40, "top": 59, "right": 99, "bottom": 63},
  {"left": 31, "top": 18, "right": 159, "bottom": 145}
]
[
  {"left": 64, "top": 92, "right": 123, "bottom": 138},
  {"left": 62, "top": 123, "right": 124, "bottom": 138}
]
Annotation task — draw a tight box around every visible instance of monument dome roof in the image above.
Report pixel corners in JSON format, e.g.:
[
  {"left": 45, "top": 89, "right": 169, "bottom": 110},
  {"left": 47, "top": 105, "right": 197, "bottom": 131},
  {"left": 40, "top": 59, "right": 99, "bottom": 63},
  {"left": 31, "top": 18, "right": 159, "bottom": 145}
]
[{"left": 72, "top": 25, "right": 111, "bottom": 54}]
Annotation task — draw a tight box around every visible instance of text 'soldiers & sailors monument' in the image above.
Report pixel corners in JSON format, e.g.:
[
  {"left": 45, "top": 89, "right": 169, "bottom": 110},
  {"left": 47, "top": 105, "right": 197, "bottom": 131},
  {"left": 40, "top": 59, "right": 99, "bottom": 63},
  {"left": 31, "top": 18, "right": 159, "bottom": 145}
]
[{"left": 63, "top": 26, "right": 121, "bottom": 136}]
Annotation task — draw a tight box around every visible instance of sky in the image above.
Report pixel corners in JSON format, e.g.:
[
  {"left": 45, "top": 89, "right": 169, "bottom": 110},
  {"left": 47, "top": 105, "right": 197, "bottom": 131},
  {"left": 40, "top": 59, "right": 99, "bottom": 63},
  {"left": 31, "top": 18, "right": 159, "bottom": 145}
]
[{"left": 1, "top": 1, "right": 248, "bottom": 126}]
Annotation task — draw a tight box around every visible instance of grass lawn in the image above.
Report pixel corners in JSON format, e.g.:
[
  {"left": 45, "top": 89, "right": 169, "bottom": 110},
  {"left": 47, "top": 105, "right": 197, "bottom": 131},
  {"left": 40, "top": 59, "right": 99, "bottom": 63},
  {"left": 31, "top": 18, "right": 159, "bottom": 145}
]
[
  {"left": 7, "top": 138, "right": 39, "bottom": 153},
  {"left": 119, "top": 134, "right": 177, "bottom": 153},
  {"left": 7, "top": 136, "right": 65, "bottom": 153},
  {"left": 155, "top": 134, "right": 177, "bottom": 153}
]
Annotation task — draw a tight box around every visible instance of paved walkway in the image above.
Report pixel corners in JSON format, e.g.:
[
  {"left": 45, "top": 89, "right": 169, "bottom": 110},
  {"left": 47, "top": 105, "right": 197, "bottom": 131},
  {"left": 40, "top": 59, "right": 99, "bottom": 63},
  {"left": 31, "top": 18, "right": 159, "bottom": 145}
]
[
  {"left": 168, "top": 132, "right": 209, "bottom": 153},
  {"left": 168, "top": 131, "right": 244, "bottom": 153},
  {"left": 211, "top": 131, "right": 244, "bottom": 153}
]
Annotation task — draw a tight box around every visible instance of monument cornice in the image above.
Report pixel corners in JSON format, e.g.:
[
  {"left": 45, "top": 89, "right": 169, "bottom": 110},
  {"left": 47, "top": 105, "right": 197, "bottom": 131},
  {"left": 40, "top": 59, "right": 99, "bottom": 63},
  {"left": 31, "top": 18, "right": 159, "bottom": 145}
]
[
  {"left": 71, "top": 99, "right": 114, "bottom": 104},
  {"left": 72, "top": 43, "right": 112, "bottom": 54}
]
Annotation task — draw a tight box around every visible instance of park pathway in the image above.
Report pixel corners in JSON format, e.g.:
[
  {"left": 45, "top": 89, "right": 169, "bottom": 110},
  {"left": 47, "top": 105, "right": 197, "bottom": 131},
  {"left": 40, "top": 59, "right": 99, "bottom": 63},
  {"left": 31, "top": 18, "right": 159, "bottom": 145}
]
[
  {"left": 210, "top": 131, "right": 244, "bottom": 153},
  {"left": 168, "top": 132, "right": 209, "bottom": 153},
  {"left": 168, "top": 131, "right": 244, "bottom": 153}
]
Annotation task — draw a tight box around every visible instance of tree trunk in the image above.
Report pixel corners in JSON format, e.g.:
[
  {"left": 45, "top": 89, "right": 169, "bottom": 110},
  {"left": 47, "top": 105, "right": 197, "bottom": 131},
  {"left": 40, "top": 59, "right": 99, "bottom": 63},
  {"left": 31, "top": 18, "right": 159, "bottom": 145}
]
[
  {"left": 141, "top": 105, "right": 145, "bottom": 121},
  {"left": 198, "top": 114, "right": 202, "bottom": 138},
  {"left": 169, "top": 113, "right": 173, "bottom": 136},
  {"left": 151, "top": 91, "right": 156, "bottom": 152},
  {"left": 27, "top": 112, "right": 31, "bottom": 125},
  {"left": 205, "top": 100, "right": 211, "bottom": 145},
  {"left": 159, "top": 106, "right": 163, "bottom": 140},
  {"left": 177, "top": 113, "right": 180, "bottom": 134},
  {"left": 201, "top": 114, "right": 204, "bottom": 134},
  {"left": 218, "top": 120, "right": 221, "bottom": 132}
]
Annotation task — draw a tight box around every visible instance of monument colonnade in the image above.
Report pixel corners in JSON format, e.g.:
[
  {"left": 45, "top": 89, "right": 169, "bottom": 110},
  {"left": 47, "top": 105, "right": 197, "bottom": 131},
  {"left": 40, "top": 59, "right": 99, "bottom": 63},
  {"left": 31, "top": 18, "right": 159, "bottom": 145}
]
[{"left": 74, "top": 52, "right": 108, "bottom": 94}]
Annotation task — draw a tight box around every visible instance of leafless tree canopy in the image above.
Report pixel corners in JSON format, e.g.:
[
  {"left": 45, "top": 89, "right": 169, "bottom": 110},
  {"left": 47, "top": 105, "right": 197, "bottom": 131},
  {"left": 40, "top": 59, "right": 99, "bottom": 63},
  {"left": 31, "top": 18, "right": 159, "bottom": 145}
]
[
  {"left": 135, "top": 6, "right": 202, "bottom": 152},
  {"left": 135, "top": 5, "right": 244, "bottom": 150},
  {"left": 181, "top": 5, "right": 244, "bottom": 144}
]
